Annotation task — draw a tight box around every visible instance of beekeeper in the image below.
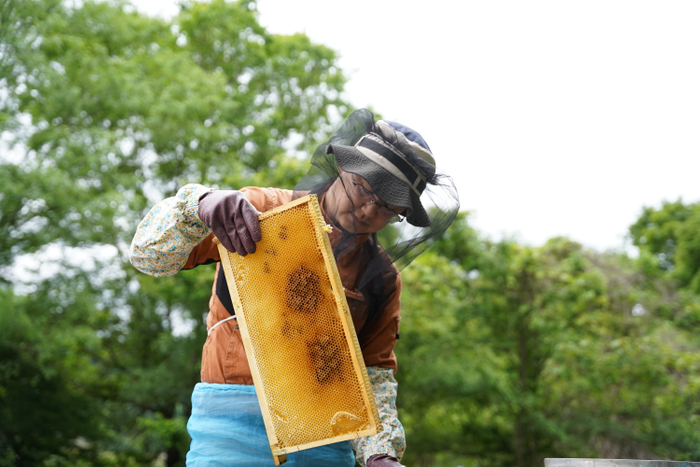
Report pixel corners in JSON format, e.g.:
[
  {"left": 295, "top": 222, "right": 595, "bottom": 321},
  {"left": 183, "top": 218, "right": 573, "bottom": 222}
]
[{"left": 130, "top": 108, "right": 460, "bottom": 467}]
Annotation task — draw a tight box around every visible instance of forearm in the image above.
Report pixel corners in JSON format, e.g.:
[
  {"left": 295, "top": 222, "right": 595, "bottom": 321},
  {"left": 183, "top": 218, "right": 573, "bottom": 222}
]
[
  {"left": 129, "top": 183, "right": 213, "bottom": 277},
  {"left": 351, "top": 366, "right": 406, "bottom": 466}
]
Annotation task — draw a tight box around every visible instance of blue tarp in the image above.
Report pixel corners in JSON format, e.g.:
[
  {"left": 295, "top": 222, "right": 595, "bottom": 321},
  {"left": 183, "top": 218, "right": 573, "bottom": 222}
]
[{"left": 186, "top": 383, "right": 356, "bottom": 466}]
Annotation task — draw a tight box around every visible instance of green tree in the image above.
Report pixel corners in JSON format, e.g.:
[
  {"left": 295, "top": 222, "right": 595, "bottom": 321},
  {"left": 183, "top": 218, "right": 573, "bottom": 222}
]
[
  {"left": 0, "top": 276, "right": 110, "bottom": 466},
  {"left": 397, "top": 215, "right": 700, "bottom": 467},
  {"left": 629, "top": 200, "right": 700, "bottom": 291},
  {"left": 0, "top": 0, "right": 349, "bottom": 464}
]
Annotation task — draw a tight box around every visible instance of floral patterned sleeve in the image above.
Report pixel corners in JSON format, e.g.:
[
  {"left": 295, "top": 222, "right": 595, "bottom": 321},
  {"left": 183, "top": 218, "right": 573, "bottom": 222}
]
[
  {"left": 129, "top": 183, "right": 213, "bottom": 277},
  {"left": 351, "top": 366, "right": 406, "bottom": 466}
]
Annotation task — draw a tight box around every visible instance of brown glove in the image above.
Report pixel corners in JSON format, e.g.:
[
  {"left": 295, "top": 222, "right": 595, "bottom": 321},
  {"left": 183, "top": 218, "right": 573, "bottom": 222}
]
[
  {"left": 198, "top": 190, "right": 262, "bottom": 256},
  {"left": 367, "top": 454, "right": 404, "bottom": 467}
]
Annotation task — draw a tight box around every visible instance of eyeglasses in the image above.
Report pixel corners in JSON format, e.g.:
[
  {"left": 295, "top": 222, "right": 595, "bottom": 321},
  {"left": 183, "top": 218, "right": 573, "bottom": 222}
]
[{"left": 349, "top": 174, "right": 405, "bottom": 223}]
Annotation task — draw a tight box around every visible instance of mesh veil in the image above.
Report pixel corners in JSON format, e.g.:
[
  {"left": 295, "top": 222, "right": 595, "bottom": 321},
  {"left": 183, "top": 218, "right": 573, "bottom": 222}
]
[{"left": 292, "top": 109, "right": 460, "bottom": 334}]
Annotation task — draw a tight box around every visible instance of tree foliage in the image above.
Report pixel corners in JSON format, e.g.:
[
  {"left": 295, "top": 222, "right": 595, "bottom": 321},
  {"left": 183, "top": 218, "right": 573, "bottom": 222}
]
[
  {"left": 629, "top": 200, "right": 700, "bottom": 292},
  {"left": 1, "top": 0, "right": 347, "bottom": 465},
  {"left": 3, "top": 1, "right": 700, "bottom": 466},
  {"left": 397, "top": 214, "right": 700, "bottom": 466}
]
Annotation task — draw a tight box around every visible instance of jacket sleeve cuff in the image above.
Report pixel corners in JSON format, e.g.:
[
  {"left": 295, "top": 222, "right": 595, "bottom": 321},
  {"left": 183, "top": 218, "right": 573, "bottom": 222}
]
[
  {"left": 129, "top": 184, "right": 214, "bottom": 276},
  {"left": 351, "top": 366, "right": 406, "bottom": 466}
]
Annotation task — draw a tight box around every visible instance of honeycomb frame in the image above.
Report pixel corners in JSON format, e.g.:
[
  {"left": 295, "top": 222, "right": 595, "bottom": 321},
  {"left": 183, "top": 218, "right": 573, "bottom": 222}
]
[{"left": 216, "top": 195, "right": 380, "bottom": 463}]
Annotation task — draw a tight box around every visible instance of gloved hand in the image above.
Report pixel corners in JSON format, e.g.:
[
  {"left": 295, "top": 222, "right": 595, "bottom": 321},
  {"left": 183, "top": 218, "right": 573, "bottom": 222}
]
[
  {"left": 198, "top": 190, "right": 262, "bottom": 256},
  {"left": 367, "top": 454, "right": 404, "bottom": 467}
]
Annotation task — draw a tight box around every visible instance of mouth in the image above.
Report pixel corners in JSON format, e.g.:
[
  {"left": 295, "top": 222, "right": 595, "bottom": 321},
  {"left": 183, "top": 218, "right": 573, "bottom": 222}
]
[{"left": 350, "top": 211, "right": 369, "bottom": 228}]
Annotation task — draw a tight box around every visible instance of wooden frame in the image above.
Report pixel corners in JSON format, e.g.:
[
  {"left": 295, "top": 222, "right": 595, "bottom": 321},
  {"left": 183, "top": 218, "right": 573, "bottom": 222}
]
[{"left": 216, "top": 195, "right": 379, "bottom": 465}]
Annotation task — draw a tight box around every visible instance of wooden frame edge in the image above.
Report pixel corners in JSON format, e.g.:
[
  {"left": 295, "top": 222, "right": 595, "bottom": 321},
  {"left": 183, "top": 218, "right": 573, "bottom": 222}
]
[
  {"left": 308, "top": 196, "right": 381, "bottom": 434},
  {"left": 273, "top": 426, "right": 379, "bottom": 456},
  {"left": 217, "top": 242, "right": 281, "bottom": 450}
]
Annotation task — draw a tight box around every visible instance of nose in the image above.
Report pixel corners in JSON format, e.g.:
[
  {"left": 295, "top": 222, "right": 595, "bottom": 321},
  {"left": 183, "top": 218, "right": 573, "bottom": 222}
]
[{"left": 360, "top": 202, "right": 380, "bottom": 218}]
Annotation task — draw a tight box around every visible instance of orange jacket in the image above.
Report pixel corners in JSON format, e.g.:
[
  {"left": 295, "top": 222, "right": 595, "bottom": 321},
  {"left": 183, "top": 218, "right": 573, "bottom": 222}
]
[{"left": 182, "top": 187, "right": 401, "bottom": 385}]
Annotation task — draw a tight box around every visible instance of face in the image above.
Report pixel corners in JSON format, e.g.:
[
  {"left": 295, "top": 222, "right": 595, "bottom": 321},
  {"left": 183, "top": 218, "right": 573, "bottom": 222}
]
[{"left": 327, "top": 169, "right": 406, "bottom": 234}]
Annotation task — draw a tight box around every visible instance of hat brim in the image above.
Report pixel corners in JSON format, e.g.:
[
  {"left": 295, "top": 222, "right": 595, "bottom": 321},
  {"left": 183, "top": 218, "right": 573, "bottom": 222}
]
[{"left": 328, "top": 144, "right": 431, "bottom": 227}]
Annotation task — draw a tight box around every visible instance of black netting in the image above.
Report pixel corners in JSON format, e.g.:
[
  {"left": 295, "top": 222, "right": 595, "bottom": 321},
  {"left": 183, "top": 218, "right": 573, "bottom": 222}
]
[{"left": 292, "top": 109, "right": 460, "bottom": 334}]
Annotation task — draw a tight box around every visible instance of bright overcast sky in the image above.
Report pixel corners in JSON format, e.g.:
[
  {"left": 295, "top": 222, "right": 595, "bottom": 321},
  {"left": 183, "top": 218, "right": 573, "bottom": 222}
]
[{"left": 133, "top": 0, "right": 700, "bottom": 252}]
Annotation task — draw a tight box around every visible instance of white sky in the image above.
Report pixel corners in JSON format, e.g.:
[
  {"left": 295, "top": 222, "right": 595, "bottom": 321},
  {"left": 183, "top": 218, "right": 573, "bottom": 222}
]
[{"left": 134, "top": 0, "right": 700, "bottom": 252}]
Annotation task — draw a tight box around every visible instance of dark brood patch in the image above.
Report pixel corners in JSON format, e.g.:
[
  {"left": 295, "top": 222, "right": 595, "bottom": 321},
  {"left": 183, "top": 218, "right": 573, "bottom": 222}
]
[
  {"left": 306, "top": 333, "right": 342, "bottom": 384},
  {"left": 285, "top": 266, "right": 323, "bottom": 313}
]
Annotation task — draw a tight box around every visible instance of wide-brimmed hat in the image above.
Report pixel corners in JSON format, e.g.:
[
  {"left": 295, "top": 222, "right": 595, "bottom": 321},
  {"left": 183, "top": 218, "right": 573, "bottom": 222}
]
[
  {"left": 326, "top": 120, "right": 436, "bottom": 227},
  {"left": 294, "top": 108, "right": 459, "bottom": 290}
]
